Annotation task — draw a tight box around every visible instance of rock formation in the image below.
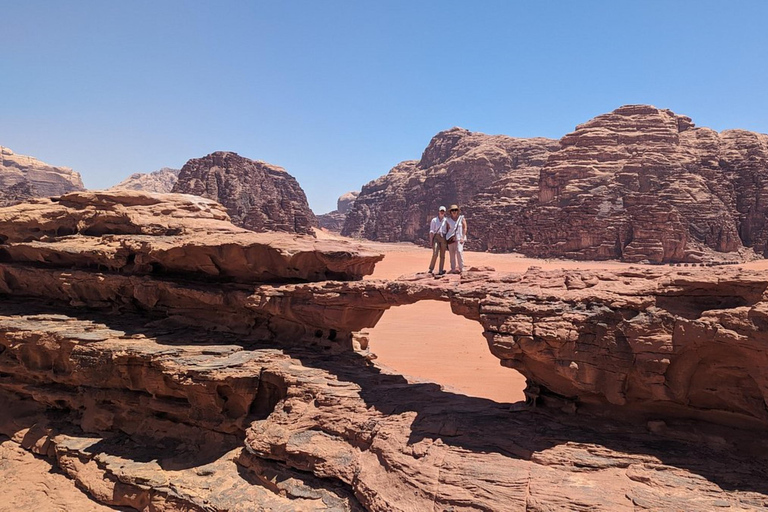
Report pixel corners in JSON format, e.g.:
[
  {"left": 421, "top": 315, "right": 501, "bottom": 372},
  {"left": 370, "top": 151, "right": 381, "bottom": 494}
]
[
  {"left": 516, "top": 105, "right": 768, "bottom": 263},
  {"left": 317, "top": 190, "right": 359, "bottom": 232},
  {"left": 0, "top": 146, "right": 85, "bottom": 206},
  {"left": 344, "top": 107, "right": 768, "bottom": 263},
  {"left": 172, "top": 151, "right": 317, "bottom": 235},
  {"left": 342, "top": 128, "right": 558, "bottom": 243},
  {"left": 109, "top": 167, "right": 180, "bottom": 193},
  {"left": 1, "top": 192, "right": 768, "bottom": 510}
]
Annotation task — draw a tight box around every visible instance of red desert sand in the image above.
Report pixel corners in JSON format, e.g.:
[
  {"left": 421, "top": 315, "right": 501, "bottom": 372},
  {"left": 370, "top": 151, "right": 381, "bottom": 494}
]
[{"left": 318, "top": 231, "right": 768, "bottom": 405}]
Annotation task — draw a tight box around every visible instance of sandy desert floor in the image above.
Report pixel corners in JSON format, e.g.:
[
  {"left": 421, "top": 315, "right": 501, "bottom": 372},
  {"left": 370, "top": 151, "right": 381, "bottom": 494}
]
[{"left": 318, "top": 231, "right": 766, "bottom": 405}]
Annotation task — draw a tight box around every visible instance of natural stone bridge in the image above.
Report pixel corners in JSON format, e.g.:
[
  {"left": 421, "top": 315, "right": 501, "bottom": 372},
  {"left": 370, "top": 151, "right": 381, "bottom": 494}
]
[{"left": 1, "top": 191, "right": 767, "bottom": 510}]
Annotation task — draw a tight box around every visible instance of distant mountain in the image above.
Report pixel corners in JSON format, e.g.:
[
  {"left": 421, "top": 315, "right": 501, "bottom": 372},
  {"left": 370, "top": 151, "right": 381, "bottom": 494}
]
[
  {"left": 317, "top": 191, "right": 358, "bottom": 232},
  {"left": 342, "top": 105, "right": 768, "bottom": 263},
  {"left": 172, "top": 151, "right": 316, "bottom": 235},
  {"left": 0, "top": 146, "right": 85, "bottom": 206},
  {"left": 110, "top": 167, "right": 180, "bottom": 193}
]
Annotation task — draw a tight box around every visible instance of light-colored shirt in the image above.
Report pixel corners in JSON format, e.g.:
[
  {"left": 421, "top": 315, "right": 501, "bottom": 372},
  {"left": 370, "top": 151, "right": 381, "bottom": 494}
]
[
  {"left": 430, "top": 216, "right": 447, "bottom": 235},
  {"left": 445, "top": 215, "right": 465, "bottom": 240}
]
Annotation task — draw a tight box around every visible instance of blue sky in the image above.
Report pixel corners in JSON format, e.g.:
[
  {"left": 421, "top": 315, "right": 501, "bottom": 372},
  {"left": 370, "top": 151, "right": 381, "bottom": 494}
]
[{"left": 2, "top": 1, "right": 767, "bottom": 213}]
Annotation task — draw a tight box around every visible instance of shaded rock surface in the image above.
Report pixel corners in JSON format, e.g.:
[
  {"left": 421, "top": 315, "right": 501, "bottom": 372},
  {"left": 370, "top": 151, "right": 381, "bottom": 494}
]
[
  {"left": 1, "top": 193, "right": 767, "bottom": 510},
  {"left": 317, "top": 191, "right": 359, "bottom": 232},
  {"left": 343, "top": 107, "right": 768, "bottom": 263},
  {"left": 109, "top": 167, "right": 180, "bottom": 193},
  {"left": 1, "top": 304, "right": 767, "bottom": 511},
  {"left": 0, "top": 146, "right": 85, "bottom": 206},
  {"left": 172, "top": 151, "right": 317, "bottom": 235}
]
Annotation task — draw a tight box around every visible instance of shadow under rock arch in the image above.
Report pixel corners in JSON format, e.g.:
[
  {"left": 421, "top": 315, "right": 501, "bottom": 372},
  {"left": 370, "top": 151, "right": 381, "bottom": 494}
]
[
  {"left": 4, "top": 299, "right": 768, "bottom": 497},
  {"left": 280, "top": 344, "right": 768, "bottom": 497}
]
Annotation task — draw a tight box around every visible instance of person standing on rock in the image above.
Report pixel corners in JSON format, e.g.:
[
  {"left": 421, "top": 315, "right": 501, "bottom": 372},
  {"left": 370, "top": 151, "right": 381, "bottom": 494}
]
[
  {"left": 445, "top": 204, "right": 467, "bottom": 274},
  {"left": 428, "top": 206, "right": 448, "bottom": 275}
]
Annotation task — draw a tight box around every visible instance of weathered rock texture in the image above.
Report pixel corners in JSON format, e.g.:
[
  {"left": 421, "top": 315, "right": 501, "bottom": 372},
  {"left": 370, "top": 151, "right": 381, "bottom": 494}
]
[
  {"left": 109, "top": 167, "right": 180, "bottom": 193},
  {"left": 342, "top": 128, "right": 558, "bottom": 243},
  {"left": 344, "top": 106, "right": 768, "bottom": 263},
  {"left": 0, "top": 146, "right": 85, "bottom": 206},
  {"left": 1, "top": 193, "right": 768, "bottom": 510},
  {"left": 172, "top": 151, "right": 317, "bottom": 235},
  {"left": 517, "top": 105, "right": 768, "bottom": 263},
  {"left": 317, "top": 191, "right": 359, "bottom": 232},
  {"left": 265, "top": 267, "right": 768, "bottom": 427}
]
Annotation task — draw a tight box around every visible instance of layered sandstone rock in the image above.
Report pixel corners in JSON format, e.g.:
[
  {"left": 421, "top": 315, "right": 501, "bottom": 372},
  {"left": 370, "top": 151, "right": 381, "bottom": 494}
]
[
  {"left": 344, "top": 107, "right": 768, "bottom": 263},
  {"left": 342, "top": 128, "right": 558, "bottom": 244},
  {"left": 172, "top": 151, "right": 317, "bottom": 235},
  {"left": 254, "top": 266, "right": 768, "bottom": 427},
  {"left": 1, "top": 193, "right": 768, "bottom": 510},
  {"left": 0, "top": 146, "right": 85, "bottom": 206},
  {"left": 2, "top": 301, "right": 767, "bottom": 511},
  {"left": 317, "top": 190, "right": 359, "bottom": 232},
  {"left": 109, "top": 167, "right": 180, "bottom": 193},
  {"left": 516, "top": 105, "right": 765, "bottom": 263}
]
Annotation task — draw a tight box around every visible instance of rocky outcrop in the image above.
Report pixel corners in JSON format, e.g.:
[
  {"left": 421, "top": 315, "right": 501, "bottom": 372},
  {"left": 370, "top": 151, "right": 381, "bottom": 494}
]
[
  {"left": 263, "top": 267, "right": 768, "bottom": 427},
  {"left": 1, "top": 193, "right": 768, "bottom": 510},
  {"left": 317, "top": 191, "right": 359, "bottom": 232},
  {"left": 109, "top": 167, "right": 180, "bottom": 193},
  {"left": 342, "top": 128, "right": 558, "bottom": 243},
  {"left": 0, "top": 146, "right": 85, "bottom": 206},
  {"left": 344, "top": 107, "right": 768, "bottom": 263},
  {"left": 172, "top": 151, "right": 317, "bottom": 235},
  {"left": 516, "top": 105, "right": 768, "bottom": 263}
]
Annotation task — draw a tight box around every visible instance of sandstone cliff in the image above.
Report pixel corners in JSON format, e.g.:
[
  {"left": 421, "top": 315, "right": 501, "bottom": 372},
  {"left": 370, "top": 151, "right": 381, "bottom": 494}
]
[
  {"left": 517, "top": 105, "right": 768, "bottom": 263},
  {"left": 0, "top": 146, "right": 85, "bottom": 206},
  {"left": 1, "top": 193, "right": 767, "bottom": 510},
  {"left": 317, "top": 190, "right": 359, "bottom": 232},
  {"left": 344, "top": 107, "right": 768, "bottom": 263},
  {"left": 110, "top": 167, "right": 180, "bottom": 193},
  {"left": 342, "top": 128, "right": 558, "bottom": 243},
  {"left": 172, "top": 151, "right": 317, "bottom": 235}
]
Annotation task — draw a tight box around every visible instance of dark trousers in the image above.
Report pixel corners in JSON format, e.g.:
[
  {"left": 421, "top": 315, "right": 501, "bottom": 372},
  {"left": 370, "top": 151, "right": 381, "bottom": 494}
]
[{"left": 429, "top": 234, "right": 447, "bottom": 272}]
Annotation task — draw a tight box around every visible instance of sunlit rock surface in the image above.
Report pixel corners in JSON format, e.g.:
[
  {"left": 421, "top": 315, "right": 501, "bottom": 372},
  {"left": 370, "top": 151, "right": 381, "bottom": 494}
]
[
  {"left": 0, "top": 145, "right": 85, "bottom": 206},
  {"left": 0, "top": 191, "right": 767, "bottom": 511}
]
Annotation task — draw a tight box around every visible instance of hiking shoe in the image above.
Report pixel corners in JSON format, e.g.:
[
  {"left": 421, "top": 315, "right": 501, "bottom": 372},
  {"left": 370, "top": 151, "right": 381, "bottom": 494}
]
[
  {"left": 428, "top": 269, "right": 433, "bottom": 274},
  {"left": 438, "top": 270, "right": 446, "bottom": 275}
]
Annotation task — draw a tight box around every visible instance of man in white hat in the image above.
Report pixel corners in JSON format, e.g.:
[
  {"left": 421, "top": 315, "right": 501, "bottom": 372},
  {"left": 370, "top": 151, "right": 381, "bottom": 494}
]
[{"left": 428, "top": 206, "right": 448, "bottom": 275}]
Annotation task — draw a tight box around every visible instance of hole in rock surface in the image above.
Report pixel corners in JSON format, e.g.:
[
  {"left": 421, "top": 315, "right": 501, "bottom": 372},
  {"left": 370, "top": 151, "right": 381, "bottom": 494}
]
[{"left": 367, "top": 300, "right": 525, "bottom": 403}]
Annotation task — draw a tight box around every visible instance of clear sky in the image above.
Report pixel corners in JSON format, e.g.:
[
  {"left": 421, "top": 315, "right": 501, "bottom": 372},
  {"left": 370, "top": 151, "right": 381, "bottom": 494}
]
[{"left": 2, "top": 1, "right": 767, "bottom": 214}]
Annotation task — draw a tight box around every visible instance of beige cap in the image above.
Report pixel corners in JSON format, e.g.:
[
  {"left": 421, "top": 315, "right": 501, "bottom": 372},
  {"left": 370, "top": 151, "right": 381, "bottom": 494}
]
[{"left": 449, "top": 204, "right": 460, "bottom": 211}]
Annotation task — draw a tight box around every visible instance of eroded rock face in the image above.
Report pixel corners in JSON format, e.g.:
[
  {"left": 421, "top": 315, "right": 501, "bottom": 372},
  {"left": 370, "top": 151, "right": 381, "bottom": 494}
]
[
  {"left": 109, "top": 167, "right": 180, "bottom": 193},
  {"left": 516, "top": 105, "right": 767, "bottom": 263},
  {"left": 254, "top": 267, "right": 768, "bottom": 427},
  {"left": 341, "top": 128, "right": 558, "bottom": 244},
  {"left": 172, "top": 151, "right": 317, "bottom": 235},
  {"left": 343, "top": 107, "right": 768, "bottom": 263},
  {"left": 0, "top": 146, "right": 85, "bottom": 206},
  {"left": 1, "top": 193, "right": 768, "bottom": 510},
  {"left": 317, "top": 191, "right": 359, "bottom": 232},
  {"left": 1, "top": 304, "right": 767, "bottom": 511}
]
